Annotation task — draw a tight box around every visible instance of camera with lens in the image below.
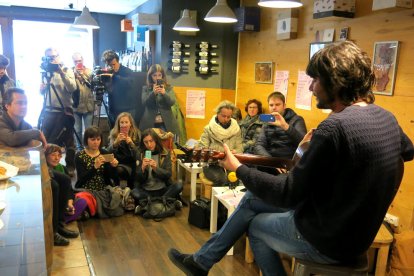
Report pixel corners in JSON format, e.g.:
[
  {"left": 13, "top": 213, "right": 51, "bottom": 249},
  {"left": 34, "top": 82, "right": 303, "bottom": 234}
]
[
  {"left": 91, "top": 66, "right": 113, "bottom": 101},
  {"left": 40, "top": 56, "right": 60, "bottom": 73}
]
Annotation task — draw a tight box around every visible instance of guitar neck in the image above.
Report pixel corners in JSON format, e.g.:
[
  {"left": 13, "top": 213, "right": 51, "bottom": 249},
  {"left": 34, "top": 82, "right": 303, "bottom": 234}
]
[{"left": 211, "top": 151, "right": 293, "bottom": 170}]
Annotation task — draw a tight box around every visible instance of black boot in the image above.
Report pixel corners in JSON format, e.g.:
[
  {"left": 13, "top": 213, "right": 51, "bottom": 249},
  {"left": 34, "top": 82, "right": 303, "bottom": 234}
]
[
  {"left": 58, "top": 225, "right": 79, "bottom": 239},
  {"left": 54, "top": 232, "right": 70, "bottom": 246},
  {"left": 168, "top": 248, "right": 208, "bottom": 276}
]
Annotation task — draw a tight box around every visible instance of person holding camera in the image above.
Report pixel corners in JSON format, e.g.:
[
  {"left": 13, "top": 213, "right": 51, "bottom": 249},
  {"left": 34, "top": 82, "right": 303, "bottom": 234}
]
[
  {"left": 139, "top": 64, "right": 178, "bottom": 135},
  {"left": 101, "top": 50, "right": 141, "bottom": 127},
  {"left": 39, "top": 47, "right": 77, "bottom": 176},
  {"left": 0, "top": 54, "right": 16, "bottom": 114},
  {"left": 72, "top": 52, "right": 94, "bottom": 149}
]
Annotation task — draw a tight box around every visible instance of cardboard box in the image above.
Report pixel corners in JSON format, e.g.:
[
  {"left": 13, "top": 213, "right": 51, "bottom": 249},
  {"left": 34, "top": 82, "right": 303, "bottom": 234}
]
[
  {"left": 121, "top": 19, "right": 133, "bottom": 32},
  {"left": 277, "top": 9, "right": 299, "bottom": 40},
  {"left": 234, "top": 7, "right": 260, "bottom": 32},
  {"left": 372, "top": 0, "right": 412, "bottom": 10},
  {"left": 313, "top": 0, "right": 355, "bottom": 19},
  {"left": 138, "top": 13, "right": 159, "bottom": 25}
]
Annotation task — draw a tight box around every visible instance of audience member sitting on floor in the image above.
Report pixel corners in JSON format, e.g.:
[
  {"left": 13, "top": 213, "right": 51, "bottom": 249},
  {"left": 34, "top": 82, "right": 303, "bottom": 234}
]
[
  {"left": 75, "top": 126, "right": 119, "bottom": 191},
  {"left": 45, "top": 144, "right": 87, "bottom": 224},
  {"left": 107, "top": 112, "right": 141, "bottom": 189},
  {"left": 132, "top": 128, "right": 183, "bottom": 212},
  {"left": 239, "top": 99, "right": 263, "bottom": 154},
  {"left": 198, "top": 100, "right": 243, "bottom": 186},
  {"left": 168, "top": 41, "right": 414, "bottom": 276}
]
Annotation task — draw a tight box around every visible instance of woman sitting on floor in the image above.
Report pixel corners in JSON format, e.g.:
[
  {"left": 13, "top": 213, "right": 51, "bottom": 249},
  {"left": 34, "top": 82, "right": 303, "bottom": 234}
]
[
  {"left": 132, "top": 128, "right": 183, "bottom": 210},
  {"left": 75, "top": 126, "right": 119, "bottom": 191},
  {"left": 107, "top": 112, "right": 140, "bottom": 189},
  {"left": 45, "top": 144, "right": 82, "bottom": 246}
]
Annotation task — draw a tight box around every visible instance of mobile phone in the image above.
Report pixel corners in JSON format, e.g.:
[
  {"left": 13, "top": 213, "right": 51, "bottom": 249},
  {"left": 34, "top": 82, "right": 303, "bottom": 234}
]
[
  {"left": 120, "top": 126, "right": 128, "bottom": 135},
  {"left": 75, "top": 63, "right": 84, "bottom": 70},
  {"left": 156, "top": 79, "right": 164, "bottom": 86},
  {"left": 259, "top": 114, "right": 276, "bottom": 123},
  {"left": 101, "top": 153, "right": 114, "bottom": 162},
  {"left": 145, "top": 150, "right": 152, "bottom": 159}
]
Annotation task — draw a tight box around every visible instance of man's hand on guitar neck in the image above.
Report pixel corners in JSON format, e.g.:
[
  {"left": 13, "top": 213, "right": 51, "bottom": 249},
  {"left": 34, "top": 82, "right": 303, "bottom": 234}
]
[{"left": 219, "top": 144, "right": 243, "bottom": 172}]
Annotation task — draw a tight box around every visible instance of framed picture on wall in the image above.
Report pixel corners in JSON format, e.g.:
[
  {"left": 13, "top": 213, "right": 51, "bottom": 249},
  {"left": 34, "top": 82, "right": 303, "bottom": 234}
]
[
  {"left": 372, "top": 41, "right": 399, "bottom": 96},
  {"left": 255, "top": 62, "right": 273, "bottom": 84},
  {"left": 309, "top": 42, "right": 330, "bottom": 60}
]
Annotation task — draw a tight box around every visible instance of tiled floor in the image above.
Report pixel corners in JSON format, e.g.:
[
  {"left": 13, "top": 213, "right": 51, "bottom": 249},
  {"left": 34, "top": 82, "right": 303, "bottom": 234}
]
[{"left": 51, "top": 222, "right": 91, "bottom": 276}]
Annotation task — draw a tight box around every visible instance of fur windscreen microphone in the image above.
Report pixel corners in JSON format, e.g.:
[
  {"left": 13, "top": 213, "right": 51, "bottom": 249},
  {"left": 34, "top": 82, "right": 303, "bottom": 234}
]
[{"left": 227, "top": 171, "right": 238, "bottom": 189}]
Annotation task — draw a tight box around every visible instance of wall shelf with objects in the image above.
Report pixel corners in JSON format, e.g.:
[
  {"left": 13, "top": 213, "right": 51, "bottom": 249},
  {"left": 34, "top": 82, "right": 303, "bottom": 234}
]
[
  {"left": 168, "top": 41, "right": 191, "bottom": 74},
  {"left": 313, "top": 0, "right": 355, "bottom": 20},
  {"left": 194, "top": 42, "right": 219, "bottom": 75},
  {"left": 372, "top": 0, "right": 412, "bottom": 11}
]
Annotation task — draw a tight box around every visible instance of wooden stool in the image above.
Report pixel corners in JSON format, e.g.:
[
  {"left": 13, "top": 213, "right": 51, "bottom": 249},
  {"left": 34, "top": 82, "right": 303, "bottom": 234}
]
[
  {"left": 199, "top": 172, "right": 213, "bottom": 199},
  {"left": 293, "top": 255, "right": 368, "bottom": 276},
  {"left": 292, "top": 224, "right": 393, "bottom": 276}
]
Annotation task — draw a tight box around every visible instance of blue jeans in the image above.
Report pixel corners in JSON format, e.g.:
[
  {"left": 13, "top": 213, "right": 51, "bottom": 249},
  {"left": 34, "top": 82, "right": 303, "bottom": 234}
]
[
  {"left": 74, "top": 111, "right": 93, "bottom": 149},
  {"left": 194, "top": 191, "right": 284, "bottom": 270},
  {"left": 194, "top": 192, "right": 337, "bottom": 275},
  {"left": 248, "top": 211, "right": 338, "bottom": 276}
]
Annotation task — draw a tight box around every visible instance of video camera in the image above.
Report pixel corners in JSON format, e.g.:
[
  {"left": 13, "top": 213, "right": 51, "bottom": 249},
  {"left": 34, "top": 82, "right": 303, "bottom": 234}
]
[
  {"left": 40, "top": 56, "right": 60, "bottom": 73},
  {"left": 91, "top": 66, "right": 113, "bottom": 101}
]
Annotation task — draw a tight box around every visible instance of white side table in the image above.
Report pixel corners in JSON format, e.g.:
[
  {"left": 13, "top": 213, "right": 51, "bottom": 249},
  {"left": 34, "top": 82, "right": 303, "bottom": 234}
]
[
  {"left": 210, "top": 185, "right": 245, "bottom": 255},
  {"left": 176, "top": 159, "right": 204, "bottom": 201}
]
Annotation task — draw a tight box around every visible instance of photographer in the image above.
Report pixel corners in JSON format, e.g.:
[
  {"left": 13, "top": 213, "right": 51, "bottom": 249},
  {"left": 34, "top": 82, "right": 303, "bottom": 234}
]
[
  {"left": 139, "top": 64, "right": 178, "bottom": 134},
  {"left": 101, "top": 50, "right": 142, "bottom": 127},
  {"left": 39, "top": 48, "right": 77, "bottom": 176},
  {"left": 72, "top": 52, "right": 94, "bottom": 149},
  {"left": 0, "top": 54, "right": 16, "bottom": 114}
]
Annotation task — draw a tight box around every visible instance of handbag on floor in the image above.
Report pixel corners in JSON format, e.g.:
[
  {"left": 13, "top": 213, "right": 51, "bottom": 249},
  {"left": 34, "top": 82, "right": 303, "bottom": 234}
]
[
  {"left": 138, "top": 196, "right": 176, "bottom": 221},
  {"left": 188, "top": 198, "right": 210, "bottom": 229}
]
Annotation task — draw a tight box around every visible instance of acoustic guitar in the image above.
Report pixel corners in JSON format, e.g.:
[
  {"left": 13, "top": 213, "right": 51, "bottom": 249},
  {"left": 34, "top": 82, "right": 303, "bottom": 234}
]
[{"left": 175, "top": 140, "right": 310, "bottom": 171}]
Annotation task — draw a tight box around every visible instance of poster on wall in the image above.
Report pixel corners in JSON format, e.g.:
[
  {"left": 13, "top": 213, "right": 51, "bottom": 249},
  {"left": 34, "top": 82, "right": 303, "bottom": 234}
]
[
  {"left": 186, "top": 90, "right": 206, "bottom": 119},
  {"left": 274, "top": 70, "right": 289, "bottom": 100},
  {"left": 295, "top": 71, "right": 313, "bottom": 110},
  {"left": 372, "top": 41, "right": 399, "bottom": 96}
]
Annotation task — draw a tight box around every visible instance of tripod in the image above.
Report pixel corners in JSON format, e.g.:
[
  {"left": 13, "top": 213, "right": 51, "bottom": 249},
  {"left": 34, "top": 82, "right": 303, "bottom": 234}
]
[
  {"left": 38, "top": 71, "right": 82, "bottom": 147},
  {"left": 91, "top": 90, "right": 112, "bottom": 129}
]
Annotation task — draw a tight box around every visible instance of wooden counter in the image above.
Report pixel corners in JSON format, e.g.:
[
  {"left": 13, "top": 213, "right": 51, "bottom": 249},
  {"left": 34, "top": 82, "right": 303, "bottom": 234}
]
[{"left": 0, "top": 145, "right": 53, "bottom": 275}]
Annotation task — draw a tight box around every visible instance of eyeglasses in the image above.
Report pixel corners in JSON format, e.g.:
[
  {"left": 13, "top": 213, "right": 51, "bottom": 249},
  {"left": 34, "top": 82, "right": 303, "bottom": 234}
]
[{"left": 47, "top": 55, "right": 59, "bottom": 60}]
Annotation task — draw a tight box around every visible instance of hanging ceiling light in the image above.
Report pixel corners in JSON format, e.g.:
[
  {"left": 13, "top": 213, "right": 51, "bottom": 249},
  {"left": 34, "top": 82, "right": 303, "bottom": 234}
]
[
  {"left": 68, "top": 17, "right": 89, "bottom": 33},
  {"left": 204, "top": 0, "right": 237, "bottom": 23},
  {"left": 258, "top": 0, "right": 303, "bottom": 8},
  {"left": 173, "top": 9, "right": 200, "bottom": 32},
  {"left": 73, "top": 6, "right": 100, "bottom": 29}
]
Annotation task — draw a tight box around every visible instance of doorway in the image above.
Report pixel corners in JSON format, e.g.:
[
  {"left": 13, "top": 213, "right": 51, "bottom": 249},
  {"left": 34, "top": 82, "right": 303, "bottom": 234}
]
[{"left": 12, "top": 20, "right": 94, "bottom": 126}]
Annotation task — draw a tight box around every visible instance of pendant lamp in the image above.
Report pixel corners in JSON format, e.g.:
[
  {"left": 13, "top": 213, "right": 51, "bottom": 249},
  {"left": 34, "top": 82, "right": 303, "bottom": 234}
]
[
  {"left": 173, "top": 9, "right": 200, "bottom": 32},
  {"left": 73, "top": 6, "right": 100, "bottom": 29},
  {"left": 68, "top": 17, "right": 89, "bottom": 33},
  {"left": 258, "top": 0, "right": 303, "bottom": 8},
  {"left": 204, "top": 0, "right": 237, "bottom": 23}
]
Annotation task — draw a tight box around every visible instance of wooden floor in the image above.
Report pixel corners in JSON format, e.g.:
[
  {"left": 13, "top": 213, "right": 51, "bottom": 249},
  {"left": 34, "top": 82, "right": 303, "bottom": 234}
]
[
  {"left": 50, "top": 170, "right": 287, "bottom": 275},
  {"left": 76, "top": 205, "right": 259, "bottom": 276}
]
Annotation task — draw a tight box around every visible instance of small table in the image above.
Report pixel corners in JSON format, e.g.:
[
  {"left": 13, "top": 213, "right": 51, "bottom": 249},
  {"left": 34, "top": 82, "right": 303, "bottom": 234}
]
[
  {"left": 210, "top": 185, "right": 245, "bottom": 255},
  {"left": 176, "top": 160, "right": 204, "bottom": 201}
]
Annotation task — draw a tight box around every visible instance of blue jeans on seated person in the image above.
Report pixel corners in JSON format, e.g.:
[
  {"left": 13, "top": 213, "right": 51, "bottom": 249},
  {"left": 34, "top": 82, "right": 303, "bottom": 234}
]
[
  {"left": 248, "top": 210, "right": 338, "bottom": 275},
  {"left": 131, "top": 182, "right": 183, "bottom": 201},
  {"left": 193, "top": 191, "right": 336, "bottom": 275}
]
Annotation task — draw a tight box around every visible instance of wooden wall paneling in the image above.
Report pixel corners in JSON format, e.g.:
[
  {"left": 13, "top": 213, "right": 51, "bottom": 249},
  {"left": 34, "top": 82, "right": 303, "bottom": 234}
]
[
  {"left": 236, "top": 0, "right": 414, "bottom": 230},
  {"left": 174, "top": 86, "right": 236, "bottom": 141}
]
